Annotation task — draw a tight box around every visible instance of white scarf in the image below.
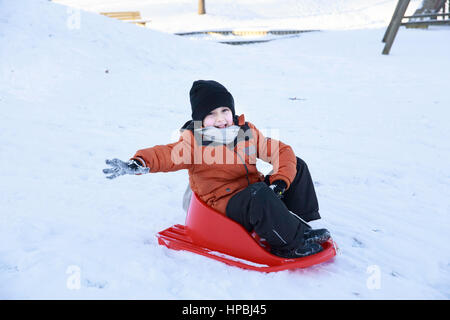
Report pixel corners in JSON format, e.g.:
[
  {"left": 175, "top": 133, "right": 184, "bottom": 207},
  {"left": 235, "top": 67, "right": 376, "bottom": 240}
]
[{"left": 194, "top": 125, "right": 241, "bottom": 144}]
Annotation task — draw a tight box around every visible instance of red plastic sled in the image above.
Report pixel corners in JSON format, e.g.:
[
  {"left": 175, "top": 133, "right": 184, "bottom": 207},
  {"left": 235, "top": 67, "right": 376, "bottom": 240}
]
[{"left": 157, "top": 193, "right": 337, "bottom": 272}]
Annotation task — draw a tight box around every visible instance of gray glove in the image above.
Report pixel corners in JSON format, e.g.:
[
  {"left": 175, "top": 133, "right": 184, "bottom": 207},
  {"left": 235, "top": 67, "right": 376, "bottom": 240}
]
[{"left": 103, "top": 158, "right": 149, "bottom": 179}]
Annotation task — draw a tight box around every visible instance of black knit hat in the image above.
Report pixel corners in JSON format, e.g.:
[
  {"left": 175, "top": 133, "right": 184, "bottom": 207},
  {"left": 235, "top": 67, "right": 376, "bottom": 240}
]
[{"left": 189, "top": 80, "right": 235, "bottom": 121}]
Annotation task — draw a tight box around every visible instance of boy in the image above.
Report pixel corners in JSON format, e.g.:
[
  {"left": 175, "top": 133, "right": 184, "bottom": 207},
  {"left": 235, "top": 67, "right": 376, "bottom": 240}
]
[{"left": 103, "top": 80, "right": 330, "bottom": 258}]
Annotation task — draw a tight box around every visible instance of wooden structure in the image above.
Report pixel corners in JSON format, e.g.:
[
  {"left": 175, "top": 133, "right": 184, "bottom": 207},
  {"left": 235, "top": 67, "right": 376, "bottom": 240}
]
[
  {"left": 198, "top": 0, "right": 206, "bottom": 15},
  {"left": 382, "top": 0, "right": 450, "bottom": 54},
  {"left": 175, "top": 30, "right": 315, "bottom": 36},
  {"left": 175, "top": 29, "right": 318, "bottom": 45},
  {"left": 100, "top": 11, "right": 151, "bottom": 27}
]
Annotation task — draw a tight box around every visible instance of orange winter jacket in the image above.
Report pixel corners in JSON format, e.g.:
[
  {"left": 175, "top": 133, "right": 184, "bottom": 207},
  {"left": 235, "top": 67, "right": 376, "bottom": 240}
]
[{"left": 132, "top": 114, "right": 297, "bottom": 215}]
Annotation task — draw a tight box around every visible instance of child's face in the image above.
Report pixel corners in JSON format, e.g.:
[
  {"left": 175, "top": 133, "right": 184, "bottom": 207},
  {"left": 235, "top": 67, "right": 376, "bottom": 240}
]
[{"left": 202, "top": 106, "right": 234, "bottom": 128}]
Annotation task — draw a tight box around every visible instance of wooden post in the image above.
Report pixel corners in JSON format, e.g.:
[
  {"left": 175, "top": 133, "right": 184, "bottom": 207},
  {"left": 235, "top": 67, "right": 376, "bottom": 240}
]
[
  {"left": 198, "top": 0, "right": 206, "bottom": 15},
  {"left": 382, "top": 0, "right": 410, "bottom": 55},
  {"left": 383, "top": 0, "right": 404, "bottom": 42}
]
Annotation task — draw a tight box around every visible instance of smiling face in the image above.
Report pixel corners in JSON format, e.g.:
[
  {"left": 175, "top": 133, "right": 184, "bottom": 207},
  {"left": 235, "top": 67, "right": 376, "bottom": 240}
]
[{"left": 202, "top": 106, "right": 234, "bottom": 128}]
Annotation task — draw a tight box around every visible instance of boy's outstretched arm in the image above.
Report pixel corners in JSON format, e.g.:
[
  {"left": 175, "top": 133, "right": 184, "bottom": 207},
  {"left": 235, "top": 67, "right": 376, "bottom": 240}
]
[
  {"left": 103, "top": 131, "right": 193, "bottom": 179},
  {"left": 131, "top": 131, "right": 194, "bottom": 173}
]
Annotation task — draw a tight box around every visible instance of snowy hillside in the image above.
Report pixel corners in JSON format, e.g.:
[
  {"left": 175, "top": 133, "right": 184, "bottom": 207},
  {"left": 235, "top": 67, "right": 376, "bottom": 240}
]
[
  {"left": 1, "top": 0, "right": 449, "bottom": 299},
  {"left": 54, "top": 0, "right": 423, "bottom": 32}
]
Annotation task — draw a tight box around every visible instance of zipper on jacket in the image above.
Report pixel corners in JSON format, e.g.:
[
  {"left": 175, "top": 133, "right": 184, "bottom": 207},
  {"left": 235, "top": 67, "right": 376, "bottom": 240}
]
[{"left": 235, "top": 150, "right": 250, "bottom": 186}]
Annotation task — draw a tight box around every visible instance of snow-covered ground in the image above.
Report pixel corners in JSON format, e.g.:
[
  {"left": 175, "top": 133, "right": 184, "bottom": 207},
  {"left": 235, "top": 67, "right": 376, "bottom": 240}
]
[
  {"left": 53, "top": 0, "right": 423, "bottom": 33},
  {"left": 1, "top": 0, "right": 449, "bottom": 299}
]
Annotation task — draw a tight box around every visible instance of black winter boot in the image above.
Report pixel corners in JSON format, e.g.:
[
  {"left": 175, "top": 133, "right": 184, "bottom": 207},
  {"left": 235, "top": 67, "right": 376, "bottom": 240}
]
[
  {"left": 304, "top": 229, "right": 331, "bottom": 245},
  {"left": 271, "top": 242, "right": 323, "bottom": 259}
]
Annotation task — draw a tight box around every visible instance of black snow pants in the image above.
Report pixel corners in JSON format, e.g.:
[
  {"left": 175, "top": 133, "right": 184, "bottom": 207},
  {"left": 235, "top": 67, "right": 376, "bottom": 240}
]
[{"left": 225, "top": 157, "right": 320, "bottom": 250}]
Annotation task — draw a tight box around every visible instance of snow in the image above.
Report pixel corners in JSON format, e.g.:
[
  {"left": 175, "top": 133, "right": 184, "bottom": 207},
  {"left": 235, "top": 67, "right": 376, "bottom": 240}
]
[
  {"left": 1, "top": 0, "right": 449, "bottom": 299},
  {"left": 53, "top": 0, "right": 423, "bottom": 32}
]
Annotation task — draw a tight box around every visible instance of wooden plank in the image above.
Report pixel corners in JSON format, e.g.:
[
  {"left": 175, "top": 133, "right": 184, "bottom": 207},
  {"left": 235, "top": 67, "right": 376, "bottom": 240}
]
[
  {"left": 402, "top": 19, "right": 450, "bottom": 26},
  {"left": 232, "top": 30, "right": 268, "bottom": 36},
  {"left": 175, "top": 29, "right": 317, "bottom": 36},
  {"left": 382, "top": 0, "right": 411, "bottom": 55},
  {"left": 100, "top": 11, "right": 141, "bottom": 21},
  {"left": 129, "top": 21, "right": 151, "bottom": 27},
  {"left": 100, "top": 11, "right": 150, "bottom": 26},
  {"left": 403, "top": 12, "right": 450, "bottom": 18},
  {"left": 101, "top": 11, "right": 140, "bottom": 16}
]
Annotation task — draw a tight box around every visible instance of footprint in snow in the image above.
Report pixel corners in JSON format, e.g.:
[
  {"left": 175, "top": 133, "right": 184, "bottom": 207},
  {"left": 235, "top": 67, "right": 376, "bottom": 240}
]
[
  {"left": 391, "top": 271, "right": 400, "bottom": 278},
  {"left": 352, "top": 237, "right": 364, "bottom": 248},
  {"left": 0, "top": 264, "right": 19, "bottom": 273}
]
